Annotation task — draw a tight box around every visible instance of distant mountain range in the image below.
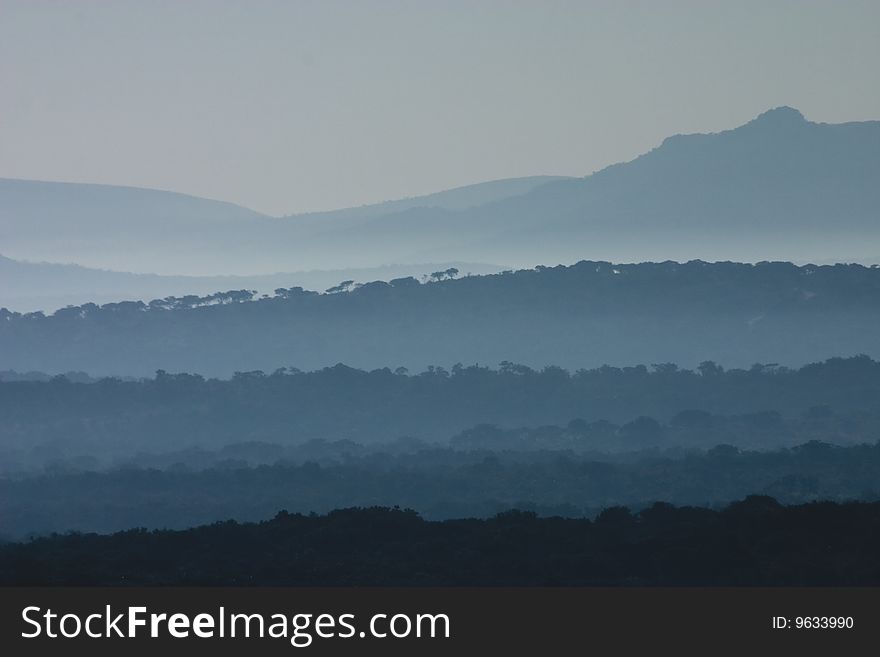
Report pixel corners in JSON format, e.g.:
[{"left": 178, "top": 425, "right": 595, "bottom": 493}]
[{"left": 1, "top": 107, "right": 878, "bottom": 279}]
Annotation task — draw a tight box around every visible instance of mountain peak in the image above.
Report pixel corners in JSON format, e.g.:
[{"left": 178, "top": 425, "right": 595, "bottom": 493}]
[{"left": 747, "top": 106, "right": 807, "bottom": 127}]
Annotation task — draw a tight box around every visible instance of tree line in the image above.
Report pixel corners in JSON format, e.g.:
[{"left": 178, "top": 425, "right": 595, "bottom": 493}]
[
  {"left": 1, "top": 356, "right": 878, "bottom": 468},
  {"left": 3, "top": 260, "right": 880, "bottom": 376},
  {"left": 3, "top": 497, "right": 879, "bottom": 585}
]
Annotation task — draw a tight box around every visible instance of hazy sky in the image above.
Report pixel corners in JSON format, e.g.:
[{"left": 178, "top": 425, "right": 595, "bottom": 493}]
[{"left": 2, "top": 0, "right": 879, "bottom": 216}]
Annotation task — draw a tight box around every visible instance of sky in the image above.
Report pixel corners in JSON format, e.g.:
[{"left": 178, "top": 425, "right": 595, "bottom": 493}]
[{"left": 1, "top": 0, "right": 879, "bottom": 216}]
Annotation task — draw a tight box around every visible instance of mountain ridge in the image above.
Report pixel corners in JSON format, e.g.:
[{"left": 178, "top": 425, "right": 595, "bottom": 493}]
[{"left": 2, "top": 107, "right": 878, "bottom": 273}]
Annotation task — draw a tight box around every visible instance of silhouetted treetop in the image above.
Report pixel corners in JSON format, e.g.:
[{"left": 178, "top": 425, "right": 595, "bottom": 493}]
[{"left": 2, "top": 261, "right": 880, "bottom": 376}]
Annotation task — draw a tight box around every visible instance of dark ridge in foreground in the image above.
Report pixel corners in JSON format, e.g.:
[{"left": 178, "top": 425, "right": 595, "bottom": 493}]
[{"left": 2, "top": 498, "right": 878, "bottom": 586}]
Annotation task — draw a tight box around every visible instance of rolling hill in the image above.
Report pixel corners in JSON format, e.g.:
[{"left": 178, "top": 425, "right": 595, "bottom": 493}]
[{"left": 0, "top": 176, "right": 558, "bottom": 275}]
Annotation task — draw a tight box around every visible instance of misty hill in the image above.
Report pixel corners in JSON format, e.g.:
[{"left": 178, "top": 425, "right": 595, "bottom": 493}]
[
  {"left": 3, "top": 109, "right": 878, "bottom": 273},
  {"left": 0, "top": 178, "right": 274, "bottom": 274},
  {"left": 0, "top": 254, "right": 501, "bottom": 313},
  {"left": 0, "top": 175, "right": 555, "bottom": 275},
  {"left": 1, "top": 260, "right": 880, "bottom": 378},
  {"left": 3, "top": 439, "right": 880, "bottom": 536},
  {"left": 1, "top": 355, "right": 878, "bottom": 471},
  {"left": 282, "top": 175, "right": 570, "bottom": 222},
  {"left": 309, "top": 107, "right": 880, "bottom": 267}
]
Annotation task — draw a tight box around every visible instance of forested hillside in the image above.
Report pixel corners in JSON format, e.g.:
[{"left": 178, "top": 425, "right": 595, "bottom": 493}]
[
  {"left": 1, "top": 356, "right": 878, "bottom": 468},
  {"left": 2, "top": 261, "right": 880, "bottom": 376},
  {"left": 2, "top": 440, "right": 878, "bottom": 537}
]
